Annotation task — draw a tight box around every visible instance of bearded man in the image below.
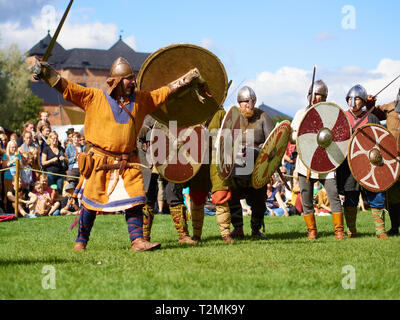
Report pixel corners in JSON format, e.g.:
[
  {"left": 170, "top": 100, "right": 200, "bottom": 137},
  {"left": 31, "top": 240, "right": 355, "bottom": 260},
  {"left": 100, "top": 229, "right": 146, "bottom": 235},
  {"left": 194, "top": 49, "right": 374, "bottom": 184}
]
[
  {"left": 229, "top": 86, "right": 275, "bottom": 239},
  {"left": 32, "top": 57, "right": 205, "bottom": 252},
  {"left": 291, "top": 80, "right": 345, "bottom": 240}
]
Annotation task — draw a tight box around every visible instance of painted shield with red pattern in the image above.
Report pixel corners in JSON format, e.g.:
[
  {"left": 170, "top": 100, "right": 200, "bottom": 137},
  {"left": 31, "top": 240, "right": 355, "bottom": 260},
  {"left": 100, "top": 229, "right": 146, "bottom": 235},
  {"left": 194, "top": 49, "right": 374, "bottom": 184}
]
[
  {"left": 297, "top": 102, "right": 351, "bottom": 173},
  {"left": 149, "top": 122, "right": 208, "bottom": 183},
  {"left": 216, "top": 106, "right": 242, "bottom": 179},
  {"left": 348, "top": 124, "right": 400, "bottom": 192},
  {"left": 251, "top": 120, "right": 291, "bottom": 189}
]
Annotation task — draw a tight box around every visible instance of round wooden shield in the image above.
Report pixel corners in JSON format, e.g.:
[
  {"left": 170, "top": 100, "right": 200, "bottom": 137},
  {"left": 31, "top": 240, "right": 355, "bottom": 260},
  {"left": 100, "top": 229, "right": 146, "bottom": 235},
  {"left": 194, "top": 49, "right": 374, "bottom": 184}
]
[
  {"left": 215, "top": 106, "right": 242, "bottom": 180},
  {"left": 251, "top": 120, "right": 291, "bottom": 189},
  {"left": 136, "top": 43, "right": 228, "bottom": 128},
  {"left": 149, "top": 122, "right": 208, "bottom": 183},
  {"left": 297, "top": 102, "right": 351, "bottom": 173},
  {"left": 348, "top": 124, "right": 400, "bottom": 192}
]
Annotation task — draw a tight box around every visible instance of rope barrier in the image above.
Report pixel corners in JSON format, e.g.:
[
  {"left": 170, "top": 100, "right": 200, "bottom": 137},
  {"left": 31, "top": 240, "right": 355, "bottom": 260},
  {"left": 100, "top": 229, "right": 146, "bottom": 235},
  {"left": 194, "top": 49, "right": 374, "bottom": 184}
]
[{"left": 0, "top": 165, "right": 79, "bottom": 179}]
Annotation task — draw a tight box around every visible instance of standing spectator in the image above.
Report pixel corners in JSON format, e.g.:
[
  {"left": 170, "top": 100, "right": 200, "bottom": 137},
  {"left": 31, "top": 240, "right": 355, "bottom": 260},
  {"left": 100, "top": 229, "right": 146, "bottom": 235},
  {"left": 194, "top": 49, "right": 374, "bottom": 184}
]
[
  {"left": 17, "top": 121, "right": 36, "bottom": 147},
  {"left": 0, "top": 133, "right": 7, "bottom": 150},
  {"left": 65, "top": 132, "right": 85, "bottom": 186},
  {"left": 64, "top": 128, "right": 75, "bottom": 148},
  {"left": 18, "top": 131, "right": 39, "bottom": 163},
  {"left": 36, "top": 111, "right": 51, "bottom": 133},
  {"left": 35, "top": 124, "right": 51, "bottom": 154},
  {"left": 2, "top": 141, "right": 22, "bottom": 209},
  {"left": 41, "top": 131, "right": 68, "bottom": 193}
]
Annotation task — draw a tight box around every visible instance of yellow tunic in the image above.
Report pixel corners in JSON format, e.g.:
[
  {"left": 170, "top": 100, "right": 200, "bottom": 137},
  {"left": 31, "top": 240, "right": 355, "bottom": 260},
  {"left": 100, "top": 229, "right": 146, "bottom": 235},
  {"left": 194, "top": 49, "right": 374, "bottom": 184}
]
[{"left": 63, "top": 80, "right": 171, "bottom": 212}]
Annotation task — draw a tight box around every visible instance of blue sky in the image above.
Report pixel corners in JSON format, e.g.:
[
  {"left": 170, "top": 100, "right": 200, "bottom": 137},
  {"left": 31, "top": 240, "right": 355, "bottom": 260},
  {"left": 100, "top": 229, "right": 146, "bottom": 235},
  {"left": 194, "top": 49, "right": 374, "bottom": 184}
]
[{"left": 1, "top": 0, "right": 399, "bottom": 116}]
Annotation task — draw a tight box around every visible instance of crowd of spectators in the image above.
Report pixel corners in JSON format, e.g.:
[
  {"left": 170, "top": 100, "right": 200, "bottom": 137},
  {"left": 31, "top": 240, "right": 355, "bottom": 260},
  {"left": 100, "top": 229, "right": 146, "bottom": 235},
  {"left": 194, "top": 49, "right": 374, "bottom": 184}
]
[{"left": 0, "top": 111, "right": 87, "bottom": 218}]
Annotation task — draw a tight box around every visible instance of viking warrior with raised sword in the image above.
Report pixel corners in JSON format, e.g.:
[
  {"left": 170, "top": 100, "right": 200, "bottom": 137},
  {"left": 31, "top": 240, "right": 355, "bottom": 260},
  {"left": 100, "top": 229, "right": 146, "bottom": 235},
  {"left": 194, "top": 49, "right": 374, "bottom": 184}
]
[{"left": 32, "top": 54, "right": 207, "bottom": 252}]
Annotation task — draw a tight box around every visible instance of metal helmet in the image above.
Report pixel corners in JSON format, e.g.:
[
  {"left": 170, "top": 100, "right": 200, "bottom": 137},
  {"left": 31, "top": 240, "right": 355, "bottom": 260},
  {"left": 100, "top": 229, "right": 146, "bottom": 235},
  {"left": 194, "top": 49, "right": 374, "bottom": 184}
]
[
  {"left": 308, "top": 79, "right": 328, "bottom": 102},
  {"left": 109, "top": 57, "right": 134, "bottom": 79},
  {"left": 106, "top": 57, "right": 135, "bottom": 95},
  {"left": 346, "top": 84, "right": 368, "bottom": 107},
  {"left": 237, "top": 86, "right": 257, "bottom": 109}
]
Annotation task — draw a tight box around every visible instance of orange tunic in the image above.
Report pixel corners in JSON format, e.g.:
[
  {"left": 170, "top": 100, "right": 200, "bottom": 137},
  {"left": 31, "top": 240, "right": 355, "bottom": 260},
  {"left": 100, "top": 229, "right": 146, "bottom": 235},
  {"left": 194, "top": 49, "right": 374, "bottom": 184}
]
[{"left": 62, "top": 80, "right": 171, "bottom": 211}]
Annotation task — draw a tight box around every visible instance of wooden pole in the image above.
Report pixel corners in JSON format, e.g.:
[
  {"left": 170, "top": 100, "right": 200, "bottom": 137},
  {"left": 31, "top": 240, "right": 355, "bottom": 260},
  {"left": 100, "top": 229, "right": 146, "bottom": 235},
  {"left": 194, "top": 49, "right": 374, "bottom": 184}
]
[{"left": 14, "top": 158, "right": 20, "bottom": 218}]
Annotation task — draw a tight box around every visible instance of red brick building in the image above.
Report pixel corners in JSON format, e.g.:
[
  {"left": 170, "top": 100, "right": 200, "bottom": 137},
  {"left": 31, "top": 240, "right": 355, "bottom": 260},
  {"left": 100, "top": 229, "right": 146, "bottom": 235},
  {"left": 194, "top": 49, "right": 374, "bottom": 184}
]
[{"left": 27, "top": 33, "right": 150, "bottom": 126}]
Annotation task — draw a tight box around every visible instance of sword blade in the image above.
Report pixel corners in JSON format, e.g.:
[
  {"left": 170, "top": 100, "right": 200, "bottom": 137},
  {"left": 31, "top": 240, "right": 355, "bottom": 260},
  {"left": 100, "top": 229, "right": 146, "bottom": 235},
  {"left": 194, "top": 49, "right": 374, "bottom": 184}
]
[
  {"left": 42, "top": 0, "right": 74, "bottom": 62},
  {"left": 308, "top": 66, "right": 316, "bottom": 108}
]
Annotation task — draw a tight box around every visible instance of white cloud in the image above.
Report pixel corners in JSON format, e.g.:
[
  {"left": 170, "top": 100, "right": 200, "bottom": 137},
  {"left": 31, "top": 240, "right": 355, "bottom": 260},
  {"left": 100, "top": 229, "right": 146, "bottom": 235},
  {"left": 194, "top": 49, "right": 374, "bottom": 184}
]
[
  {"left": 231, "top": 59, "right": 400, "bottom": 117},
  {"left": 0, "top": 4, "right": 136, "bottom": 51},
  {"left": 314, "top": 31, "right": 336, "bottom": 41}
]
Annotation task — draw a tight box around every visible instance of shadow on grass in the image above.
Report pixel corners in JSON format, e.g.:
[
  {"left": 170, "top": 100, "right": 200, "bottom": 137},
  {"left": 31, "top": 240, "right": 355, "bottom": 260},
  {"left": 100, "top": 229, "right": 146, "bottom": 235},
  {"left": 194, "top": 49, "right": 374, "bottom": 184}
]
[{"left": 0, "top": 257, "right": 70, "bottom": 266}]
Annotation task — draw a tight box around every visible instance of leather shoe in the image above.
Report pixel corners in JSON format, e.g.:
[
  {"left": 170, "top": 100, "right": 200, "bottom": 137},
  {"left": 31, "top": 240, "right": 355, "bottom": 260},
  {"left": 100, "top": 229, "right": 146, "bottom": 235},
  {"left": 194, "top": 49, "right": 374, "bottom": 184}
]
[{"left": 131, "top": 238, "right": 161, "bottom": 252}]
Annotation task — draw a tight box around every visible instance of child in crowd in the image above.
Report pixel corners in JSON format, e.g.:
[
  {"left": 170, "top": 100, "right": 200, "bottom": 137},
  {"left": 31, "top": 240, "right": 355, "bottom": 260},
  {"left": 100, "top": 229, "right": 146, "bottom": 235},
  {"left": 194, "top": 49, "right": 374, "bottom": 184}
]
[
  {"left": 32, "top": 181, "right": 60, "bottom": 216},
  {"left": 60, "top": 182, "right": 80, "bottom": 215},
  {"left": 7, "top": 176, "right": 37, "bottom": 218},
  {"left": 20, "top": 152, "right": 36, "bottom": 191}
]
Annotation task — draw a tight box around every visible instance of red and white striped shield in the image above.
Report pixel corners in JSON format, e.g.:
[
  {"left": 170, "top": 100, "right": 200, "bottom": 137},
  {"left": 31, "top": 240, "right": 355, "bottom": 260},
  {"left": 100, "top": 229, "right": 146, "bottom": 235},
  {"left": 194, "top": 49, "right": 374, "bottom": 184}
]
[
  {"left": 251, "top": 120, "right": 291, "bottom": 189},
  {"left": 297, "top": 102, "right": 351, "bottom": 173},
  {"left": 348, "top": 124, "right": 400, "bottom": 192},
  {"left": 216, "top": 106, "right": 242, "bottom": 180},
  {"left": 149, "top": 122, "right": 208, "bottom": 183}
]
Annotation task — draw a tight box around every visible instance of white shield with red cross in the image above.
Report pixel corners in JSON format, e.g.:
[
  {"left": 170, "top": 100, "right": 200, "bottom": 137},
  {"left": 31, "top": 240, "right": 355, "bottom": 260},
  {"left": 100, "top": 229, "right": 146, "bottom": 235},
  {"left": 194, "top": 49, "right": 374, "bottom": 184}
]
[
  {"left": 297, "top": 102, "right": 351, "bottom": 173},
  {"left": 348, "top": 124, "right": 400, "bottom": 192}
]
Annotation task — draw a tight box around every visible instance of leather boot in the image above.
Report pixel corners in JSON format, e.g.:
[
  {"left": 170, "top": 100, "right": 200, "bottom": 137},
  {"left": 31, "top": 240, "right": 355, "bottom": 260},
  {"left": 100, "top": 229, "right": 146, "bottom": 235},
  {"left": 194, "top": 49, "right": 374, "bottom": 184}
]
[
  {"left": 344, "top": 206, "right": 358, "bottom": 238},
  {"left": 251, "top": 229, "right": 267, "bottom": 239},
  {"left": 191, "top": 203, "right": 205, "bottom": 241},
  {"left": 142, "top": 204, "right": 155, "bottom": 241},
  {"left": 73, "top": 242, "right": 86, "bottom": 252},
  {"left": 131, "top": 237, "right": 161, "bottom": 252},
  {"left": 230, "top": 226, "right": 244, "bottom": 239},
  {"left": 170, "top": 204, "right": 198, "bottom": 245},
  {"left": 304, "top": 213, "right": 317, "bottom": 240},
  {"left": 216, "top": 203, "right": 233, "bottom": 242},
  {"left": 332, "top": 212, "right": 345, "bottom": 240}
]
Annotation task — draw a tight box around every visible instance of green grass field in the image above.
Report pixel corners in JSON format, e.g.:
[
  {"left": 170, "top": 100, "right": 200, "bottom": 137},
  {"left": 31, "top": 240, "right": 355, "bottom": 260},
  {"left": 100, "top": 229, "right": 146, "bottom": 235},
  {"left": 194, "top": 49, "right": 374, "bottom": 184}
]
[{"left": 0, "top": 211, "right": 399, "bottom": 300}]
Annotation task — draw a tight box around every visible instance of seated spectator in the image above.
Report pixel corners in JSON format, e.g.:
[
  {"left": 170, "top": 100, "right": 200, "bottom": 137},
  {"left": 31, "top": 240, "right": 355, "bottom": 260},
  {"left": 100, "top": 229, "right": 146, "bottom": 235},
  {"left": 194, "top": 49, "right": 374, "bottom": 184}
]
[
  {"left": 32, "top": 181, "right": 60, "bottom": 216},
  {"left": 265, "top": 181, "right": 290, "bottom": 217},
  {"left": 288, "top": 172, "right": 302, "bottom": 216},
  {"left": 241, "top": 199, "right": 252, "bottom": 216},
  {"left": 38, "top": 174, "right": 56, "bottom": 202},
  {"left": 60, "top": 182, "right": 80, "bottom": 216},
  {"left": 2, "top": 141, "right": 22, "bottom": 209},
  {"left": 20, "top": 152, "right": 36, "bottom": 191},
  {"left": 7, "top": 176, "right": 37, "bottom": 218},
  {"left": 41, "top": 131, "right": 68, "bottom": 192},
  {"left": 314, "top": 186, "right": 332, "bottom": 216}
]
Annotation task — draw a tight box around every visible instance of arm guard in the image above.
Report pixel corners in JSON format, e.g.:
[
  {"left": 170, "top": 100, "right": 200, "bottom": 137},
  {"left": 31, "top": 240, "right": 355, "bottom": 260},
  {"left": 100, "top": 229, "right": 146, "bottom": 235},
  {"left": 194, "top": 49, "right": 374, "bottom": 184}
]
[{"left": 32, "top": 60, "right": 61, "bottom": 88}]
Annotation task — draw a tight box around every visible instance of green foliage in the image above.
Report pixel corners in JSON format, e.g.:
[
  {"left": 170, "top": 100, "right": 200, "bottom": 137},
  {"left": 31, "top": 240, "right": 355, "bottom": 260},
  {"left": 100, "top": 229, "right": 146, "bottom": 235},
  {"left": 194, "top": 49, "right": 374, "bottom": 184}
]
[
  {"left": 0, "top": 44, "right": 43, "bottom": 133},
  {"left": 272, "top": 115, "right": 292, "bottom": 125},
  {"left": 0, "top": 212, "right": 399, "bottom": 300}
]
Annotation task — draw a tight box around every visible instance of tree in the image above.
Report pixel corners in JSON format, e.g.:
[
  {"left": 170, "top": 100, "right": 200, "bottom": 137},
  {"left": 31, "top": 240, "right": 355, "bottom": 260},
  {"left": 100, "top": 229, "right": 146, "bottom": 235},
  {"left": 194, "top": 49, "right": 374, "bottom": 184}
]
[
  {"left": 0, "top": 44, "right": 43, "bottom": 134},
  {"left": 272, "top": 115, "right": 292, "bottom": 125}
]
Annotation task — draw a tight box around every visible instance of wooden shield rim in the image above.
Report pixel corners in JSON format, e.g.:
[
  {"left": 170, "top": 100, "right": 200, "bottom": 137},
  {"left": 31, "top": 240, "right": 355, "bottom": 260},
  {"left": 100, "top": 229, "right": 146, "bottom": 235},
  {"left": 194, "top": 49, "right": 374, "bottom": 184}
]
[
  {"left": 347, "top": 123, "right": 400, "bottom": 192},
  {"left": 216, "top": 106, "right": 242, "bottom": 180},
  {"left": 297, "top": 102, "right": 351, "bottom": 174},
  {"left": 149, "top": 121, "right": 208, "bottom": 183},
  {"left": 136, "top": 43, "right": 228, "bottom": 127},
  {"left": 251, "top": 120, "right": 291, "bottom": 189}
]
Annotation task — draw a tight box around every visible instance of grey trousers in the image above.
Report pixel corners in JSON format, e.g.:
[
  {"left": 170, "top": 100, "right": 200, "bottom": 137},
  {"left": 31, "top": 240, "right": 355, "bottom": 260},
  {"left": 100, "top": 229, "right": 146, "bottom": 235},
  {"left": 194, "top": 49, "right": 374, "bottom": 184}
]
[{"left": 298, "top": 174, "right": 343, "bottom": 215}]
